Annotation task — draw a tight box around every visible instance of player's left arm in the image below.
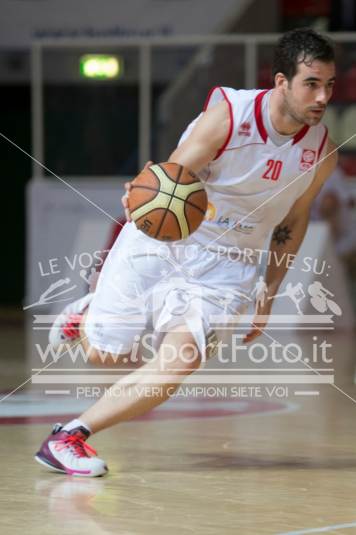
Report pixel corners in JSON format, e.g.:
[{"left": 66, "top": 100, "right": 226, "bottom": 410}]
[{"left": 244, "top": 139, "right": 338, "bottom": 343}]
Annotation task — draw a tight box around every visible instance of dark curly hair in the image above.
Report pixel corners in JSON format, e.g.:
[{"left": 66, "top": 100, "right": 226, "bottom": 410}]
[{"left": 272, "top": 28, "right": 335, "bottom": 82}]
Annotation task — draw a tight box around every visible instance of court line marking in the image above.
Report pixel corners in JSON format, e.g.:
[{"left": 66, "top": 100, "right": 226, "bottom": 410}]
[
  {"left": 277, "top": 520, "right": 356, "bottom": 534},
  {"left": 0, "top": 131, "right": 119, "bottom": 224}
]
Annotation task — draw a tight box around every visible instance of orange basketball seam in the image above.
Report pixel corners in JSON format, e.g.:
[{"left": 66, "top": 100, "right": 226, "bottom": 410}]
[
  {"left": 156, "top": 210, "right": 180, "bottom": 241},
  {"left": 131, "top": 185, "right": 207, "bottom": 215},
  {"left": 184, "top": 203, "right": 207, "bottom": 233},
  {"left": 154, "top": 164, "right": 184, "bottom": 239},
  {"left": 157, "top": 162, "right": 181, "bottom": 183},
  {"left": 130, "top": 185, "right": 159, "bottom": 211}
]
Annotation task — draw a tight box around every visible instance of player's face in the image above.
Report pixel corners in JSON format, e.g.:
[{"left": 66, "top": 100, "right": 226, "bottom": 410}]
[{"left": 283, "top": 59, "right": 336, "bottom": 126}]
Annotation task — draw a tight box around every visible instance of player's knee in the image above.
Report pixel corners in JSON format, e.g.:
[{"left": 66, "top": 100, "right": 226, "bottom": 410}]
[
  {"left": 180, "top": 344, "right": 201, "bottom": 373},
  {"left": 166, "top": 340, "right": 201, "bottom": 374}
]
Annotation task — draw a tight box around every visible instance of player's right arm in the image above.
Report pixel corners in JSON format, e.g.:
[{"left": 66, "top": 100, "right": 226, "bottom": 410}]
[{"left": 121, "top": 101, "right": 230, "bottom": 221}]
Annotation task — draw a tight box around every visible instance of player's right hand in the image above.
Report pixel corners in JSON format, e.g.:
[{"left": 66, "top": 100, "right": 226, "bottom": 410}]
[
  {"left": 243, "top": 299, "right": 273, "bottom": 343},
  {"left": 121, "top": 160, "right": 153, "bottom": 222}
]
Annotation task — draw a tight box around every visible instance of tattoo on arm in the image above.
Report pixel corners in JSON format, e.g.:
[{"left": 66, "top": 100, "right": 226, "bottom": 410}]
[{"left": 272, "top": 225, "right": 292, "bottom": 245}]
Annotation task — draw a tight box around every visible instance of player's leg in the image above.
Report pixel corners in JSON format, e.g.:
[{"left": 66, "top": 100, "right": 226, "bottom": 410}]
[
  {"left": 79, "top": 326, "right": 201, "bottom": 432},
  {"left": 35, "top": 326, "right": 200, "bottom": 477},
  {"left": 35, "top": 229, "right": 156, "bottom": 475},
  {"left": 34, "top": 325, "right": 145, "bottom": 477},
  {"left": 34, "top": 320, "right": 147, "bottom": 477}
]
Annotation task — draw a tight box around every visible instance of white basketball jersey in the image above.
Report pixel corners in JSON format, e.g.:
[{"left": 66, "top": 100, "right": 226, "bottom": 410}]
[{"left": 179, "top": 87, "right": 328, "bottom": 255}]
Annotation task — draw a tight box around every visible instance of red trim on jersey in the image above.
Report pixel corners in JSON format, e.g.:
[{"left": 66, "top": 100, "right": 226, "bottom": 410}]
[
  {"left": 203, "top": 85, "right": 220, "bottom": 111},
  {"left": 203, "top": 86, "right": 234, "bottom": 160},
  {"left": 292, "top": 124, "right": 310, "bottom": 145},
  {"left": 317, "top": 125, "right": 328, "bottom": 160},
  {"left": 255, "top": 90, "right": 310, "bottom": 145},
  {"left": 254, "top": 90, "right": 269, "bottom": 143}
]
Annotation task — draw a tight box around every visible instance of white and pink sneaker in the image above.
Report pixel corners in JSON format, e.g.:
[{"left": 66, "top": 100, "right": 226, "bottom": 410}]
[
  {"left": 49, "top": 293, "right": 93, "bottom": 349},
  {"left": 35, "top": 424, "right": 108, "bottom": 477}
]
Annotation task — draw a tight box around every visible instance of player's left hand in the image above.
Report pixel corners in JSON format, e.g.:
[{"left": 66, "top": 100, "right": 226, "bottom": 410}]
[
  {"left": 243, "top": 299, "right": 273, "bottom": 344},
  {"left": 121, "top": 160, "right": 153, "bottom": 222}
]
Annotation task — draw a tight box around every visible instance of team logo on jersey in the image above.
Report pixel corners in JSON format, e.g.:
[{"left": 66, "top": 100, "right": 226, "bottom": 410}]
[
  {"left": 238, "top": 121, "right": 251, "bottom": 137},
  {"left": 217, "top": 216, "right": 255, "bottom": 234},
  {"left": 300, "top": 149, "right": 316, "bottom": 171},
  {"left": 204, "top": 201, "right": 217, "bottom": 221}
]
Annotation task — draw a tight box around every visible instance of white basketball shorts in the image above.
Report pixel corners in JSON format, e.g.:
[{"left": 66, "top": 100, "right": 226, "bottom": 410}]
[{"left": 85, "top": 222, "right": 257, "bottom": 360}]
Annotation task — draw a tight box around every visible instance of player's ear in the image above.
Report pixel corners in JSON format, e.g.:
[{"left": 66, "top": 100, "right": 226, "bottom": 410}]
[{"left": 274, "top": 72, "right": 288, "bottom": 91}]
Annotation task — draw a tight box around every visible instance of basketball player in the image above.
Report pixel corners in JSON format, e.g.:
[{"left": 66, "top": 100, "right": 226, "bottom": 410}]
[{"left": 35, "top": 28, "right": 337, "bottom": 476}]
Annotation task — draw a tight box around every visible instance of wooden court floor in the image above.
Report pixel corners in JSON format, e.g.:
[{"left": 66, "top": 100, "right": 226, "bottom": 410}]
[{"left": 1, "top": 324, "right": 356, "bottom": 535}]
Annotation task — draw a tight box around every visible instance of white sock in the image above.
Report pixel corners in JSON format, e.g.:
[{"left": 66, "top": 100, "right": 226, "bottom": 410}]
[{"left": 63, "top": 418, "right": 92, "bottom": 434}]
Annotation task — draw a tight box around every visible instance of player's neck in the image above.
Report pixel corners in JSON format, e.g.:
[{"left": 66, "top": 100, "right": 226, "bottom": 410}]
[{"left": 269, "top": 89, "right": 304, "bottom": 137}]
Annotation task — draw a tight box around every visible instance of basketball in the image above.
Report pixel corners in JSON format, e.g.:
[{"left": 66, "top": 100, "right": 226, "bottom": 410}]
[{"left": 128, "top": 162, "right": 208, "bottom": 241}]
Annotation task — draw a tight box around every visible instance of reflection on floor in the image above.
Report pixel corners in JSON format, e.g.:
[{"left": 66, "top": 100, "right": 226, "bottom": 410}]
[{"left": 1, "top": 318, "right": 356, "bottom": 534}]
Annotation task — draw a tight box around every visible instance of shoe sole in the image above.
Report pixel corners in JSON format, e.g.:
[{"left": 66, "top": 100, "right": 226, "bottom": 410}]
[
  {"left": 34, "top": 454, "right": 108, "bottom": 477},
  {"left": 34, "top": 454, "right": 66, "bottom": 474}
]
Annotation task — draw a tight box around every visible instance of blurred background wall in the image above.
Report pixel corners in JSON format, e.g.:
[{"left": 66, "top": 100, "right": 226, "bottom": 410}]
[{"left": 1, "top": 0, "right": 356, "bottom": 314}]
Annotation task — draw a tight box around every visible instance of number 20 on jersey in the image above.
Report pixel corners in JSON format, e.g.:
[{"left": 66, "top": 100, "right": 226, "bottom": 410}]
[{"left": 262, "top": 159, "right": 283, "bottom": 181}]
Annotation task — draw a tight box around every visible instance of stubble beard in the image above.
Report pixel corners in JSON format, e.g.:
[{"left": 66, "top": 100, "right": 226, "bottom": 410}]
[{"left": 283, "top": 94, "right": 309, "bottom": 128}]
